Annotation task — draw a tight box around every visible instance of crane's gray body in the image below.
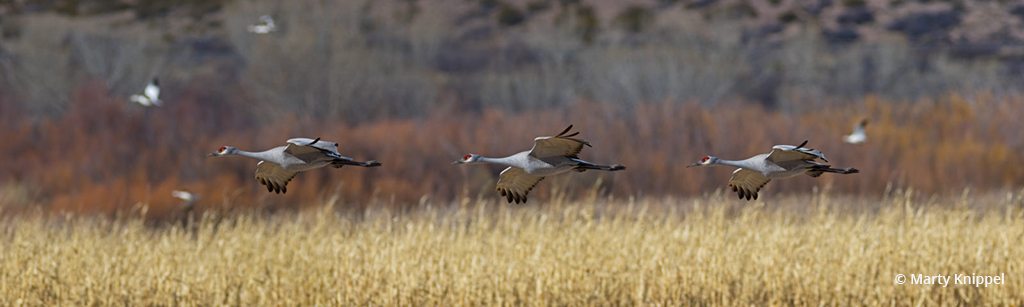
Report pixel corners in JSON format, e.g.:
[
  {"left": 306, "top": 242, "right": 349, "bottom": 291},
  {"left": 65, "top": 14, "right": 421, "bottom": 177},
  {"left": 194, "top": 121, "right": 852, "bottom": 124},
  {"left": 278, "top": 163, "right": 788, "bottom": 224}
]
[{"left": 732, "top": 153, "right": 821, "bottom": 179}]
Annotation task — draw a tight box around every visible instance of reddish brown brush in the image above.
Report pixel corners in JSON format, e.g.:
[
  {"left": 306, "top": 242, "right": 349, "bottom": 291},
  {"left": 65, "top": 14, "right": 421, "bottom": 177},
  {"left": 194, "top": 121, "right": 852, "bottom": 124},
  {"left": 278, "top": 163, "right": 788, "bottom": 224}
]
[{"left": 1, "top": 82, "right": 1022, "bottom": 218}]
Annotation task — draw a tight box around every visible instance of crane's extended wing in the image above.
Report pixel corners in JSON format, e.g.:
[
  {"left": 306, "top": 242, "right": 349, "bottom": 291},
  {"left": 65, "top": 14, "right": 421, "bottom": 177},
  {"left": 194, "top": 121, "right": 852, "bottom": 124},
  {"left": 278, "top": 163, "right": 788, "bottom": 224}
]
[
  {"left": 529, "top": 125, "right": 591, "bottom": 158},
  {"left": 287, "top": 138, "right": 344, "bottom": 155},
  {"left": 766, "top": 141, "right": 828, "bottom": 163},
  {"left": 255, "top": 161, "right": 297, "bottom": 194},
  {"left": 728, "top": 168, "right": 771, "bottom": 200},
  {"left": 496, "top": 167, "right": 544, "bottom": 204},
  {"left": 283, "top": 143, "right": 340, "bottom": 164}
]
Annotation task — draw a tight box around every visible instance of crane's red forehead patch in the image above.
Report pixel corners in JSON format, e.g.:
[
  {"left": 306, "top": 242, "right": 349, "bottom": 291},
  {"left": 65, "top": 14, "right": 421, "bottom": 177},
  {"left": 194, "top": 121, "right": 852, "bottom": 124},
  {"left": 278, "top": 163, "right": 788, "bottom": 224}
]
[
  {"left": 463, "top": 154, "right": 472, "bottom": 160},
  {"left": 701, "top": 156, "right": 709, "bottom": 162},
  {"left": 219, "top": 146, "right": 227, "bottom": 152}
]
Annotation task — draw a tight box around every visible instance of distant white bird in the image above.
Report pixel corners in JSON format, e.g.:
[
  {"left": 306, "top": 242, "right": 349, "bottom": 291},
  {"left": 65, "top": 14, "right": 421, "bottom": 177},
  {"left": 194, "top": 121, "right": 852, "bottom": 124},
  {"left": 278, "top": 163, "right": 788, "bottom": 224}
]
[
  {"left": 171, "top": 190, "right": 197, "bottom": 203},
  {"left": 247, "top": 15, "right": 276, "bottom": 34},
  {"left": 209, "top": 137, "right": 381, "bottom": 194},
  {"left": 171, "top": 190, "right": 198, "bottom": 210},
  {"left": 688, "top": 140, "right": 859, "bottom": 200},
  {"left": 129, "top": 78, "right": 161, "bottom": 107},
  {"left": 454, "top": 125, "right": 625, "bottom": 204},
  {"left": 843, "top": 118, "right": 868, "bottom": 144}
]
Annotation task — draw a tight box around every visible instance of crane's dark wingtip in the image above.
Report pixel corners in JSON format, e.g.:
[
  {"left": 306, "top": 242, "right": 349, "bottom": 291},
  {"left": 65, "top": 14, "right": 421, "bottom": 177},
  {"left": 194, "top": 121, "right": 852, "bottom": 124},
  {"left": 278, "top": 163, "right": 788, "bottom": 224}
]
[{"left": 556, "top": 124, "right": 574, "bottom": 137}]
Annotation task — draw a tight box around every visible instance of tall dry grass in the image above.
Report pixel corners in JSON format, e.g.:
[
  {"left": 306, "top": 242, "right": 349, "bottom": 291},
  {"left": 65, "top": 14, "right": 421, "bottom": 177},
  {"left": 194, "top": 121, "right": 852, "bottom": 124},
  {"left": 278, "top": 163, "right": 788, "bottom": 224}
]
[{"left": 1, "top": 193, "right": 1022, "bottom": 305}]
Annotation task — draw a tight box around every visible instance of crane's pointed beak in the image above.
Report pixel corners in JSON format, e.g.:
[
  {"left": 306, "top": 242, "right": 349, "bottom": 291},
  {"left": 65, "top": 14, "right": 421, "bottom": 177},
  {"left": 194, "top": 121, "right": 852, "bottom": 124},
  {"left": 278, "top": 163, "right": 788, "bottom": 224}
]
[
  {"left": 208, "top": 152, "right": 219, "bottom": 157},
  {"left": 452, "top": 160, "right": 463, "bottom": 165},
  {"left": 686, "top": 162, "right": 701, "bottom": 168}
]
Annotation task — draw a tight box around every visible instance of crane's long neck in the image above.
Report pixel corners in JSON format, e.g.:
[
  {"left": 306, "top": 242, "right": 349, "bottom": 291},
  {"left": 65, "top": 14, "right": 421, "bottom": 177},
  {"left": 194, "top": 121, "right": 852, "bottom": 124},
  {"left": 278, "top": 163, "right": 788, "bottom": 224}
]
[
  {"left": 478, "top": 155, "right": 519, "bottom": 167},
  {"left": 232, "top": 149, "right": 277, "bottom": 161},
  {"left": 715, "top": 158, "right": 759, "bottom": 170}
]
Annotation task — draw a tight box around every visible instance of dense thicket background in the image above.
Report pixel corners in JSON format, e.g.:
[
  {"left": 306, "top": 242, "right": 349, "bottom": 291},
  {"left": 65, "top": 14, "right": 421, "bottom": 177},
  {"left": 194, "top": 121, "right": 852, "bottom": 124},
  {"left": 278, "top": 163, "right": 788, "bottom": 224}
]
[{"left": 2, "top": 0, "right": 1023, "bottom": 218}]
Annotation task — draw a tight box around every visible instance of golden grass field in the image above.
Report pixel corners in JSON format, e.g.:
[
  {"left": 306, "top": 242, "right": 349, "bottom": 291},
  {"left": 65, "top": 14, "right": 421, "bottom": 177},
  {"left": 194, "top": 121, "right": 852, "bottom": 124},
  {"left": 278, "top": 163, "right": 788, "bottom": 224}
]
[{"left": 2, "top": 191, "right": 1023, "bottom": 305}]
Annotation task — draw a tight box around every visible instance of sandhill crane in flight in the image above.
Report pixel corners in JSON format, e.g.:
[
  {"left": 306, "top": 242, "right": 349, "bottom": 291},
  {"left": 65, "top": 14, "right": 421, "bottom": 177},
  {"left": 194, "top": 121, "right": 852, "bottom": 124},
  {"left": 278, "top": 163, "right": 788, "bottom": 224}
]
[
  {"left": 129, "top": 78, "right": 161, "bottom": 107},
  {"left": 247, "top": 15, "right": 276, "bottom": 34},
  {"left": 843, "top": 119, "right": 868, "bottom": 144},
  {"left": 454, "top": 125, "right": 625, "bottom": 204},
  {"left": 209, "top": 138, "right": 381, "bottom": 194},
  {"left": 688, "top": 141, "right": 859, "bottom": 200}
]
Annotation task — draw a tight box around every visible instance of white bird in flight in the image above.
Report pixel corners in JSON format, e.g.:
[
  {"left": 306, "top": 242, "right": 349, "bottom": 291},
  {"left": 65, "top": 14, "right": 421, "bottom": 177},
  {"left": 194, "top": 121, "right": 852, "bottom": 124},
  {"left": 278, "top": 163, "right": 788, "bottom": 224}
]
[
  {"left": 688, "top": 140, "right": 859, "bottom": 200},
  {"left": 171, "top": 190, "right": 197, "bottom": 203},
  {"left": 843, "top": 119, "right": 868, "bottom": 144},
  {"left": 171, "top": 190, "right": 198, "bottom": 210},
  {"left": 247, "top": 15, "right": 276, "bottom": 34},
  {"left": 129, "top": 78, "right": 161, "bottom": 107},
  {"left": 209, "top": 137, "right": 381, "bottom": 194},
  {"left": 454, "top": 125, "right": 625, "bottom": 204}
]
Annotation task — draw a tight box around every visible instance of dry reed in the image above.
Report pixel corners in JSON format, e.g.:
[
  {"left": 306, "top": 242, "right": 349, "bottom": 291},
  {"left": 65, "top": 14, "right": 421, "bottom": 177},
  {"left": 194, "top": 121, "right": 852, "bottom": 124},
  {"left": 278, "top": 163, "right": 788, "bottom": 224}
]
[{"left": 2, "top": 192, "right": 1022, "bottom": 305}]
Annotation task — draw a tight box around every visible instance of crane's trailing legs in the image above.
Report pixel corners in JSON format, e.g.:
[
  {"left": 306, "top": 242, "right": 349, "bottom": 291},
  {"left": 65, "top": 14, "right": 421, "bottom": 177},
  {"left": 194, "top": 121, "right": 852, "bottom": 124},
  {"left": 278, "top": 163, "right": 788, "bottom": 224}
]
[
  {"left": 331, "top": 159, "right": 382, "bottom": 168},
  {"left": 806, "top": 165, "right": 859, "bottom": 177},
  {"left": 572, "top": 158, "right": 626, "bottom": 172}
]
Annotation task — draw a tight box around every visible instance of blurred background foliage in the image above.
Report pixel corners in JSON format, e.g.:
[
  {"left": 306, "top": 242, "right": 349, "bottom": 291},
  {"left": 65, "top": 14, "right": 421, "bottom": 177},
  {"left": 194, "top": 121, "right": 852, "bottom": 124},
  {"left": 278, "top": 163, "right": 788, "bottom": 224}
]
[{"left": 1, "top": 0, "right": 1023, "bottom": 218}]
